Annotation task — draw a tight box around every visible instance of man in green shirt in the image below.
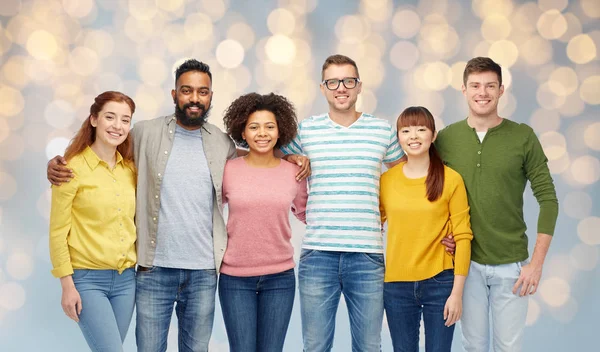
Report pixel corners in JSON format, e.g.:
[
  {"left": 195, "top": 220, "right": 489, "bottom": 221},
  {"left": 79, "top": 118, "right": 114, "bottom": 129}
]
[{"left": 436, "top": 57, "right": 559, "bottom": 352}]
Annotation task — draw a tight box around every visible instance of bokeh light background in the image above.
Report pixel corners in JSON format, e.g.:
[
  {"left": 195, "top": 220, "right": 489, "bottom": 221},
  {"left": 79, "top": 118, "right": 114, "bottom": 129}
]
[{"left": 0, "top": 0, "right": 598, "bottom": 350}]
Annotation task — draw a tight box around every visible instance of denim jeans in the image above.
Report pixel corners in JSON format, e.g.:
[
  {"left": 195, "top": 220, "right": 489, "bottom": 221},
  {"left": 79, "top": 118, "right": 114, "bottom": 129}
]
[
  {"left": 384, "top": 269, "right": 456, "bottom": 352},
  {"left": 460, "top": 260, "right": 529, "bottom": 352},
  {"left": 72, "top": 268, "right": 136, "bottom": 352},
  {"left": 218, "top": 268, "right": 296, "bottom": 352},
  {"left": 135, "top": 266, "right": 217, "bottom": 352},
  {"left": 299, "top": 250, "right": 384, "bottom": 352}
]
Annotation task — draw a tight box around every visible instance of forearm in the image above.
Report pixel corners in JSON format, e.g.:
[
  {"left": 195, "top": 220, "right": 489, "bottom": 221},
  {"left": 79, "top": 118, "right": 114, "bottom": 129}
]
[
  {"left": 60, "top": 275, "right": 75, "bottom": 289},
  {"left": 530, "top": 232, "right": 553, "bottom": 267},
  {"left": 451, "top": 274, "right": 466, "bottom": 297}
]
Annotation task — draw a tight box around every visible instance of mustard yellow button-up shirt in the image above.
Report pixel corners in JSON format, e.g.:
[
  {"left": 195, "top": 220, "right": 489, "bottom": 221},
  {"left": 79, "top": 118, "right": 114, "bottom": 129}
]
[{"left": 49, "top": 146, "right": 137, "bottom": 278}]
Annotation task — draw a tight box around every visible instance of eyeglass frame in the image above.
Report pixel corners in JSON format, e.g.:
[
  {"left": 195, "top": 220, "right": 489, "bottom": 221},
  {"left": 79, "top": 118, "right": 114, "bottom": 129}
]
[{"left": 321, "top": 77, "right": 361, "bottom": 91}]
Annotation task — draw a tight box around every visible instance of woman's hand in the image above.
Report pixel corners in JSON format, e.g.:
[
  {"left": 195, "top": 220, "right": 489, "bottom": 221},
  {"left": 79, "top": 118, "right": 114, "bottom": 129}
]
[
  {"left": 60, "top": 276, "right": 82, "bottom": 322},
  {"left": 443, "top": 293, "right": 462, "bottom": 327}
]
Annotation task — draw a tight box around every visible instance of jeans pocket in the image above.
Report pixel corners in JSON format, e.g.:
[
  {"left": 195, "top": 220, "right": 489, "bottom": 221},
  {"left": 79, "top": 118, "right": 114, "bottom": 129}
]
[
  {"left": 431, "top": 269, "right": 454, "bottom": 284},
  {"left": 136, "top": 265, "right": 157, "bottom": 274},
  {"left": 362, "top": 253, "right": 385, "bottom": 267},
  {"left": 72, "top": 269, "right": 91, "bottom": 281},
  {"left": 300, "top": 249, "right": 316, "bottom": 261}
]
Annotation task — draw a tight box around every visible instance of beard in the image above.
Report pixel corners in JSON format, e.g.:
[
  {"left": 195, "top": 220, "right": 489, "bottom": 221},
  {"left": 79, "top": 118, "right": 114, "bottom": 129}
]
[{"left": 174, "top": 102, "right": 212, "bottom": 128}]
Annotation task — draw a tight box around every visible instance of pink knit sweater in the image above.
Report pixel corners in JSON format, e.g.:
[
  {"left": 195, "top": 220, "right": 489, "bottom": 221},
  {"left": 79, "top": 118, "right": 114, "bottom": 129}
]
[{"left": 221, "top": 157, "right": 308, "bottom": 276}]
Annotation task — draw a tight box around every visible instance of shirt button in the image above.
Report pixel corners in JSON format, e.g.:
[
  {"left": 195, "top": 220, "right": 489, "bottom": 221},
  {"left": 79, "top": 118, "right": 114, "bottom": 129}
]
[
  {"left": 118, "top": 208, "right": 121, "bottom": 211},
  {"left": 477, "top": 151, "right": 482, "bottom": 155},
  {"left": 151, "top": 240, "right": 155, "bottom": 244},
  {"left": 153, "top": 217, "right": 157, "bottom": 221},
  {"left": 155, "top": 195, "right": 159, "bottom": 199},
  {"left": 169, "top": 130, "right": 173, "bottom": 134},
  {"left": 113, "top": 179, "right": 116, "bottom": 183},
  {"left": 121, "top": 238, "right": 124, "bottom": 242},
  {"left": 116, "top": 193, "right": 120, "bottom": 196},
  {"left": 164, "top": 151, "right": 168, "bottom": 155},
  {"left": 122, "top": 254, "right": 125, "bottom": 257},
  {"left": 477, "top": 163, "right": 481, "bottom": 167},
  {"left": 158, "top": 173, "right": 161, "bottom": 177}
]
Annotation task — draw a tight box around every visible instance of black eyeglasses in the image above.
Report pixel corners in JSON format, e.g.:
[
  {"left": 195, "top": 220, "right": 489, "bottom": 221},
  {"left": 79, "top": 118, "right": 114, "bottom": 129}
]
[{"left": 322, "top": 77, "right": 360, "bottom": 90}]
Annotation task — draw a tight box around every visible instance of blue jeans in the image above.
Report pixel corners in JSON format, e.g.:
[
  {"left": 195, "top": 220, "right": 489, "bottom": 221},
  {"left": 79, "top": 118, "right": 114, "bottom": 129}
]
[
  {"left": 218, "top": 268, "right": 296, "bottom": 352},
  {"left": 72, "top": 268, "right": 136, "bottom": 352},
  {"left": 460, "top": 260, "right": 529, "bottom": 352},
  {"left": 299, "top": 250, "right": 384, "bottom": 352},
  {"left": 384, "top": 269, "right": 456, "bottom": 352},
  {"left": 135, "top": 266, "right": 217, "bottom": 352}
]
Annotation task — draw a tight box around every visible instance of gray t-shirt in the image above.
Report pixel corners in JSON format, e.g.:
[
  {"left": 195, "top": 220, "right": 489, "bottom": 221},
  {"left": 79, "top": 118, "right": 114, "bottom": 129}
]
[{"left": 153, "top": 125, "right": 215, "bottom": 269}]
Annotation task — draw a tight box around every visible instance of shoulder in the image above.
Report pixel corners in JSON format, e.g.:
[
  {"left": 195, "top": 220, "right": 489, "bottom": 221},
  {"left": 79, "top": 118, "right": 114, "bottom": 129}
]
[
  {"left": 381, "top": 162, "right": 404, "bottom": 181},
  {"left": 298, "top": 113, "right": 327, "bottom": 129},
  {"left": 360, "top": 113, "right": 394, "bottom": 129},
  {"left": 225, "top": 157, "right": 243, "bottom": 169},
  {"left": 444, "top": 165, "right": 465, "bottom": 188},
  {"left": 65, "top": 152, "right": 86, "bottom": 172},
  {"left": 204, "top": 122, "right": 234, "bottom": 143},
  {"left": 131, "top": 115, "right": 170, "bottom": 136},
  {"left": 279, "top": 159, "right": 302, "bottom": 175}
]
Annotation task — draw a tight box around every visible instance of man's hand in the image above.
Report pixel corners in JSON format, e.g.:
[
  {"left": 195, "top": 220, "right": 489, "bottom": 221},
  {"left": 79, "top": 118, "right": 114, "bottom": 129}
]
[
  {"left": 282, "top": 154, "right": 311, "bottom": 181},
  {"left": 47, "top": 155, "right": 72, "bottom": 185},
  {"left": 441, "top": 234, "right": 456, "bottom": 255},
  {"left": 513, "top": 263, "right": 542, "bottom": 296}
]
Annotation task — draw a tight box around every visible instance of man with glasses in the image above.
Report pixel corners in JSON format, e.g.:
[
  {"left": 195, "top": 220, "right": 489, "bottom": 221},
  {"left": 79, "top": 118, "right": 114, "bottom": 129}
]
[{"left": 281, "top": 54, "right": 404, "bottom": 351}]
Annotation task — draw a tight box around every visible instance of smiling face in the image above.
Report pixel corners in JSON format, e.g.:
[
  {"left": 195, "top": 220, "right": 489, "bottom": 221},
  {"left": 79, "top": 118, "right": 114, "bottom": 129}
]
[
  {"left": 90, "top": 101, "right": 132, "bottom": 149},
  {"left": 242, "top": 110, "right": 279, "bottom": 156},
  {"left": 172, "top": 70, "right": 213, "bottom": 129},
  {"left": 320, "top": 64, "right": 362, "bottom": 113},
  {"left": 397, "top": 125, "right": 436, "bottom": 158},
  {"left": 462, "top": 70, "right": 504, "bottom": 119}
]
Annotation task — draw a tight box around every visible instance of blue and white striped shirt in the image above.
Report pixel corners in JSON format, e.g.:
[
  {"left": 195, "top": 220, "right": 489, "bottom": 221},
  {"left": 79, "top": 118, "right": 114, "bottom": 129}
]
[{"left": 282, "top": 113, "right": 404, "bottom": 253}]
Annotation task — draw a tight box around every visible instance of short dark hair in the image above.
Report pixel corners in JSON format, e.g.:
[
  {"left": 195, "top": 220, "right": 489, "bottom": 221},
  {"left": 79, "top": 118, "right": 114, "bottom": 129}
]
[
  {"left": 223, "top": 93, "right": 298, "bottom": 149},
  {"left": 463, "top": 57, "right": 502, "bottom": 86},
  {"left": 175, "top": 59, "right": 212, "bottom": 85},
  {"left": 321, "top": 54, "right": 360, "bottom": 80}
]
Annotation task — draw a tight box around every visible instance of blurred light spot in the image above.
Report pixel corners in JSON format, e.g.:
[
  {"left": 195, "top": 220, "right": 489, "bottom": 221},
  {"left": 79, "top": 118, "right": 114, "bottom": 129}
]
[
  {"left": 472, "top": 0, "right": 514, "bottom": 18},
  {"left": 530, "top": 108, "right": 560, "bottom": 133},
  {"left": 488, "top": 40, "right": 518, "bottom": 67},
  {"left": 268, "top": 8, "right": 296, "bottom": 35},
  {"left": 184, "top": 12, "right": 214, "bottom": 42},
  {"left": 0, "top": 119, "right": 8, "bottom": 144},
  {"left": 536, "top": 82, "right": 566, "bottom": 109},
  {"left": 0, "top": 85, "right": 25, "bottom": 117},
  {"left": 45, "top": 100, "right": 76, "bottom": 130},
  {"left": 558, "top": 92, "right": 585, "bottom": 117},
  {"left": 36, "top": 189, "right": 51, "bottom": 222},
  {"left": 578, "top": 216, "right": 600, "bottom": 245},
  {"left": 163, "top": 23, "right": 188, "bottom": 55},
  {"left": 539, "top": 277, "right": 570, "bottom": 307},
  {"left": 134, "top": 85, "right": 165, "bottom": 120},
  {"left": 216, "top": 40, "right": 245, "bottom": 69},
  {"left": 571, "top": 156, "right": 600, "bottom": 185},
  {"left": 563, "top": 191, "right": 593, "bottom": 219},
  {"left": 525, "top": 298, "right": 541, "bottom": 326},
  {"left": 513, "top": 3, "right": 542, "bottom": 34},
  {"left": 68, "top": 47, "right": 99, "bottom": 76},
  {"left": 26, "top": 30, "right": 58, "bottom": 60},
  {"left": 1, "top": 55, "right": 29, "bottom": 89},
  {"left": 156, "top": 0, "right": 184, "bottom": 12},
  {"left": 281, "top": 0, "right": 317, "bottom": 14},
  {"left": 84, "top": 30, "right": 114, "bottom": 58},
  {"left": 449, "top": 61, "right": 467, "bottom": 90},
  {"left": 570, "top": 243, "right": 598, "bottom": 271},
  {"left": 94, "top": 72, "right": 124, "bottom": 93},
  {"left": 356, "top": 89, "right": 377, "bottom": 113},
  {"left": 567, "top": 34, "right": 597, "bottom": 64},
  {"left": 539, "top": 131, "right": 566, "bottom": 160},
  {"left": 498, "top": 92, "right": 517, "bottom": 117},
  {"left": 124, "top": 16, "right": 153, "bottom": 43},
  {"left": 361, "top": 0, "right": 392, "bottom": 22},
  {"left": 389, "top": 41, "right": 419, "bottom": 71},
  {"left": 552, "top": 298, "right": 579, "bottom": 324},
  {"left": 138, "top": 57, "right": 168, "bottom": 87},
  {"left": 265, "top": 35, "right": 296, "bottom": 65},
  {"left": 200, "top": 0, "right": 227, "bottom": 21},
  {"left": 580, "top": 0, "right": 600, "bottom": 18},
  {"left": 419, "top": 16, "right": 460, "bottom": 59},
  {"left": 584, "top": 122, "right": 600, "bottom": 151},
  {"left": 579, "top": 76, "right": 600, "bottom": 105},
  {"left": 548, "top": 66, "right": 578, "bottom": 96},
  {"left": 481, "top": 14, "right": 512, "bottom": 41},
  {"left": 402, "top": 89, "right": 446, "bottom": 118},
  {"left": 0, "top": 171, "right": 16, "bottom": 200},
  {"left": 537, "top": 10, "right": 567, "bottom": 39},
  {"left": 227, "top": 22, "right": 255, "bottom": 50},
  {"left": 335, "top": 15, "right": 370, "bottom": 44},
  {"left": 62, "top": 0, "right": 93, "bottom": 18},
  {"left": 392, "top": 10, "right": 421, "bottom": 39},
  {"left": 6, "top": 252, "right": 33, "bottom": 280},
  {"left": 46, "top": 137, "right": 70, "bottom": 160},
  {"left": 549, "top": 151, "right": 570, "bottom": 174},
  {"left": 0, "top": 282, "right": 26, "bottom": 311},
  {"left": 128, "top": 0, "right": 157, "bottom": 21},
  {"left": 520, "top": 36, "right": 553, "bottom": 66},
  {"left": 293, "top": 39, "right": 312, "bottom": 66},
  {"left": 558, "top": 13, "right": 583, "bottom": 43},
  {"left": 422, "top": 62, "right": 451, "bottom": 91},
  {"left": 538, "top": 0, "right": 568, "bottom": 12},
  {"left": 0, "top": 0, "right": 21, "bottom": 16}
]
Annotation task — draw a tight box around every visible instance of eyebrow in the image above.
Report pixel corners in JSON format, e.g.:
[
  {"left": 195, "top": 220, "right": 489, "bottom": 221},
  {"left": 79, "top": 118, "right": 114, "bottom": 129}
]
[
  {"left": 179, "top": 85, "right": 210, "bottom": 90},
  {"left": 104, "top": 111, "right": 131, "bottom": 118}
]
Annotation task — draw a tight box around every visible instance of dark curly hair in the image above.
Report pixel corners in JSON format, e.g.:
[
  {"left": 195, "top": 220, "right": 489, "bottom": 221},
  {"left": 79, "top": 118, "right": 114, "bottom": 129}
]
[
  {"left": 175, "top": 59, "right": 212, "bottom": 85},
  {"left": 223, "top": 92, "right": 298, "bottom": 149}
]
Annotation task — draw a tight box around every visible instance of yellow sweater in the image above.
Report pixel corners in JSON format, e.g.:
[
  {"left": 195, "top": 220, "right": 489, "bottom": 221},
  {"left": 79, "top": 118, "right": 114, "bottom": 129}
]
[{"left": 380, "top": 162, "right": 473, "bottom": 282}]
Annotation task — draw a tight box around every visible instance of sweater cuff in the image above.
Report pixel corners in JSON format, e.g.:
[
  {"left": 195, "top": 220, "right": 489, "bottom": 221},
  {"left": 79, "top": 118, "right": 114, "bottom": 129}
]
[
  {"left": 537, "top": 202, "right": 559, "bottom": 236},
  {"left": 51, "top": 262, "right": 74, "bottom": 278},
  {"left": 453, "top": 239, "right": 472, "bottom": 276}
]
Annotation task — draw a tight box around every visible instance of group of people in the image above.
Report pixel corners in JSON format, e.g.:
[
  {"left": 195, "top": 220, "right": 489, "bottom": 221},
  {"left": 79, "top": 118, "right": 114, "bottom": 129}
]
[{"left": 48, "top": 54, "right": 558, "bottom": 352}]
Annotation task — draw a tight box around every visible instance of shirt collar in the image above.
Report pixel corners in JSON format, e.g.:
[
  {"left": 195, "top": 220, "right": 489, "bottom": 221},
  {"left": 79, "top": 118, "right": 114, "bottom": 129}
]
[
  {"left": 82, "top": 145, "right": 124, "bottom": 170},
  {"left": 166, "top": 114, "right": 211, "bottom": 134}
]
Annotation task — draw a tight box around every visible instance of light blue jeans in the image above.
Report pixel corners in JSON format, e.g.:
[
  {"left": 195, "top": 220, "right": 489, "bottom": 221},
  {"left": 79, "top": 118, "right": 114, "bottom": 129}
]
[
  {"left": 72, "top": 268, "right": 136, "bottom": 352},
  {"left": 460, "top": 260, "right": 529, "bottom": 352},
  {"left": 135, "top": 266, "right": 217, "bottom": 352},
  {"left": 299, "top": 250, "right": 384, "bottom": 352}
]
